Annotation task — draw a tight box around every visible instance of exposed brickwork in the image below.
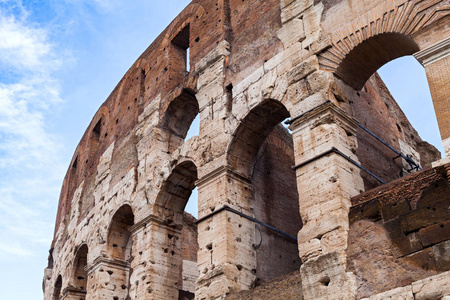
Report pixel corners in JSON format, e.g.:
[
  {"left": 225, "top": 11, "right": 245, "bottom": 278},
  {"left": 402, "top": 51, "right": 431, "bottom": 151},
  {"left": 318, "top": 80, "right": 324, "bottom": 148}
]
[
  {"left": 225, "top": 270, "right": 303, "bottom": 300},
  {"left": 426, "top": 55, "right": 450, "bottom": 144},
  {"left": 349, "top": 163, "right": 450, "bottom": 298},
  {"left": 44, "top": 0, "right": 449, "bottom": 299}
]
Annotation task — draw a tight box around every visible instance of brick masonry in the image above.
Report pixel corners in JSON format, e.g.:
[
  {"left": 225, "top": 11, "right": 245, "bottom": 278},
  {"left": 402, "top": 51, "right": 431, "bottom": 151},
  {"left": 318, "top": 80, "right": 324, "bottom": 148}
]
[{"left": 44, "top": 0, "right": 450, "bottom": 299}]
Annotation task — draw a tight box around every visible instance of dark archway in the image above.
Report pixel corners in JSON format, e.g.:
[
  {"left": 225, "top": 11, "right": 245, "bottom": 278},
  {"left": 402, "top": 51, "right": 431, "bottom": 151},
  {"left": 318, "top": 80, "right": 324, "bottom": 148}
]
[
  {"left": 228, "top": 99, "right": 290, "bottom": 178},
  {"left": 153, "top": 160, "right": 198, "bottom": 299},
  {"left": 336, "top": 33, "right": 420, "bottom": 90},
  {"left": 160, "top": 91, "right": 199, "bottom": 140},
  {"left": 53, "top": 275, "right": 62, "bottom": 300},
  {"left": 72, "top": 244, "right": 88, "bottom": 294},
  {"left": 227, "top": 99, "right": 302, "bottom": 285},
  {"left": 107, "top": 205, "right": 135, "bottom": 261},
  {"left": 155, "top": 161, "right": 198, "bottom": 217}
]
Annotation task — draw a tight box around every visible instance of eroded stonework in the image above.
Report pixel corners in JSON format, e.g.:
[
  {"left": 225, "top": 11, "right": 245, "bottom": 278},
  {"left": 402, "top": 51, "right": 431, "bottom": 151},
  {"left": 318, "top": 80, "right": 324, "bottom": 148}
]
[{"left": 44, "top": 0, "right": 449, "bottom": 299}]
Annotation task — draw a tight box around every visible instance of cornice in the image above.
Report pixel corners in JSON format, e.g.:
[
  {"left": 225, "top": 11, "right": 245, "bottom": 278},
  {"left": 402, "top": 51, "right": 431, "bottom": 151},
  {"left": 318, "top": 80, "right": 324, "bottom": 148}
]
[{"left": 414, "top": 37, "right": 450, "bottom": 66}]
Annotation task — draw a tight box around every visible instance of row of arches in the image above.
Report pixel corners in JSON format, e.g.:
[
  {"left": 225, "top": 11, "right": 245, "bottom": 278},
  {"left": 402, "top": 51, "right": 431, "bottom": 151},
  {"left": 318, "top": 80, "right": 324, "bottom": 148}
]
[
  {"left": 50, "top": 4, "right": 446, "bottom": 293},
  {"left": 52, "top": 245, "right": 88, "bottom": 299}
]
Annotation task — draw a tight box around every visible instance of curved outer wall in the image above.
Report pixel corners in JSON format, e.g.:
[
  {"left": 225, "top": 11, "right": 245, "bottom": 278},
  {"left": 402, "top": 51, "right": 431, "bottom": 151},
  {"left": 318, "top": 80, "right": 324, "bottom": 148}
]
[{"left": 44, "top": 0, "right": 449, "bottom": 299}]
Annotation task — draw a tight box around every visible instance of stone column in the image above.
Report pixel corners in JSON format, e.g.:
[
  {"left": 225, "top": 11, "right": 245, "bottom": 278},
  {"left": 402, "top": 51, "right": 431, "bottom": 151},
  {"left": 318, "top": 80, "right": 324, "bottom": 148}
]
[
  {"left": 128, "top": 215, "right": 183, "bottom": 300},
  {"left": 414, "top": 37, "right": 450, "bottom": 158},
  {"left": 85, "top": 257, "right": 130, "bottom": 300},
  {"left": 195, "top": 166, "right": 256, "bottom": 299},
  {"left": 290, "top": 101, "right": 364, "bottom": 300}
]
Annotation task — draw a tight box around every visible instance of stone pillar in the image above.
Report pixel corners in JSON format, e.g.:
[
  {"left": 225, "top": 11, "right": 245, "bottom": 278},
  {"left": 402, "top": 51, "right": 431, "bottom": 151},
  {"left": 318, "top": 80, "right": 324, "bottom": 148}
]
[
  {"left": 195, "top": 166, "right": 256, "bottom": 299},
  {"left": 290, "top": 101, "right": 364, "bottom": 300},
  {"left": 85, "top": 257, "right": 130, "bottom": 300},
  {"left": 414, "top": 37, "right": 450, "bottom": 158},
  {"left": 62, "top": 287, "right": 87, "bottom": 300},
  {"left": 128, "top": 215, "right": 183, "bottom": 300}
]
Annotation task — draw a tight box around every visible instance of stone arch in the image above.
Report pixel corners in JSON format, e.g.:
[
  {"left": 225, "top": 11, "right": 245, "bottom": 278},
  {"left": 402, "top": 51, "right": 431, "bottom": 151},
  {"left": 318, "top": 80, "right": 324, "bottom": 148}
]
[
  {"left": 160, "top": 90, "right": 199, "bottom": 140},
  {"left": 53, "top": 275, "right": 62, "bottom": 300},
  {"left": 143, "top": 160, "right": 198, "bottom": 299},
  {"left": 72, "top": 244, "right": 89, "bottom": 293},
  {"left": 334, "top": 32, "right": 419, "bottom": 90},
  {"left": 107, "top": 204, "right": 135, "bottom": 261},
  {"left": 227, "top": 98, "right": 290, "bottom": 178},
  {"left": 318, "top": 0, "right": 449, "bottom": 90},
  {"left": 226, "top": 98, "right": 302, "bottom": 284},
  {"left": 154, "top": 160, "right": 198, "bottom": 219}
]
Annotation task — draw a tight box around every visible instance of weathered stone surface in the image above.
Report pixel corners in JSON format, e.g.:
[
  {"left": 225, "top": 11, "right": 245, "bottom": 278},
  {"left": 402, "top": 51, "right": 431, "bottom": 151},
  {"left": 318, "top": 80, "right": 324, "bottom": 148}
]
[{"left": 44, "top": 0, "right": 449, "bottom": 299}]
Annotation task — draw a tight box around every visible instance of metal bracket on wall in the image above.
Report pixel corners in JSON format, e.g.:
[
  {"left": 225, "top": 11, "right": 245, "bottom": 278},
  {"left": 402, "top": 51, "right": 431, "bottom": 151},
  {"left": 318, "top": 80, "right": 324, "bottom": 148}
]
[
  {"left": 196, "top": 205, "right": 298, "bottom": 242},
  {"left": 357, "top": 123, "right": 422, "bottom": 172},
  {"left": 292, "top": 147, "right": 386, "bottom": 184}
]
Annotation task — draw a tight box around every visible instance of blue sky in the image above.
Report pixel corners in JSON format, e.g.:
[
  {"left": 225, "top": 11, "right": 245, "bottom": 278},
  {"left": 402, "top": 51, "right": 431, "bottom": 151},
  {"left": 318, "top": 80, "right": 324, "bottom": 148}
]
[{"left": 0, "top": 1, "right": 443, "bottom": 299}]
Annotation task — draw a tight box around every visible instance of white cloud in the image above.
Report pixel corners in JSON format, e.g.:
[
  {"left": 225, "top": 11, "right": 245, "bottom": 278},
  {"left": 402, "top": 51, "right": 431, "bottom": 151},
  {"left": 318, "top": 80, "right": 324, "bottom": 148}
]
[
  {"left": 0, "top": 2, "right": 66, "bottom": 260},
  {"left": 0, "top": 15, "right": 52, "bottom": 70}
]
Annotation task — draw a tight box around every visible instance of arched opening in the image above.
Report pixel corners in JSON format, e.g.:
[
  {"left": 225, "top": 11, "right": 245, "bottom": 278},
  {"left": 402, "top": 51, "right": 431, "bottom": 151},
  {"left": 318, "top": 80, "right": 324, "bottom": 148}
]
[
  {"left": 154, "top": 161, "right": 198, "bottom": 300},
  {"left": 334, "top": 32, "right": 445, "bottom": 299},
  {"left": 336, "top": 33, "right": 419, "bottom": 91},
  {"left": 53, "top": 275, "right": 62, "bottom": 300},
  {"left": 378, "top": 56, "right": 444, "bottom": 156},
  {"left": 160, "top": 91, "right": 199, "bottom": 141},
  {"left": 72, "top": 244, "right": 88, "bottom": 294},
  {"left": 185, "top": 114, "right": 200, "bottom": 141},
  {"left": 105, "top": 205, "right": 134, "bottom": 299},
  {"left": 107, "top": 205, "right": 135, "bottom": 261},
  {"left": 332, "top": 33, "right": 441, "bottom": 190},
  {"left": 227, "top": 99, "right": 302, "bottom": 286}
]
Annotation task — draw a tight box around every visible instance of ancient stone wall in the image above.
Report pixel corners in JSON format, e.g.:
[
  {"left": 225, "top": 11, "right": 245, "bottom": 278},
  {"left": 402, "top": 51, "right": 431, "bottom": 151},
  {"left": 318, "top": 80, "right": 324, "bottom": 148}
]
[
  {"left": 349, "top": 164, "right": 450, "bottom": 299},
  {"left": 44, "top": 0, "right": 449, "bottom": 299}
]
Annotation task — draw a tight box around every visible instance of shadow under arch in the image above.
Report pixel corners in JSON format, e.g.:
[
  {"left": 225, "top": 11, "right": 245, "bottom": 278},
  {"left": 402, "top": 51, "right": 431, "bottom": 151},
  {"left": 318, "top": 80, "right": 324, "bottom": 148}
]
[
  {"left": 149, "top": 160, "right": 199, "bottom": 299},
  {"left": 227, "top": 98, "right": 290, "bottom": 179},
  {"left": 154, "top": 160, "right": 198, "bottom": 220},
  {"left": 336, "top": 32, "right": 420, "bottom": 90},
  {"left": 107, "top": 204, "right": 135, "bottom": 261},
  {"left": 53, "top": 275, "right": 62, "bottom": 300},
  {"left": 226, "top": 98, "right": 302, "bottom": 285},
  {"left": 160, "top": 90, "right": 199, "bottom": 140},
  {"left": 72, "top": 244, "right": 88, "bottom": 293}
]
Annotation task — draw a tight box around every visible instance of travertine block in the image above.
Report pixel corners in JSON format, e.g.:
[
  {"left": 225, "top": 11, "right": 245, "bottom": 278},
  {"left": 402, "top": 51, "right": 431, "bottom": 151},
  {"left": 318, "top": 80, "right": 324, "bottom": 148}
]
[
  {"left": 369, "top": 286, "right": 414, "bottom": 300},
  {"left": 277, "top": 18, "right": 306, "bottom": 48},
  {"left": 281, "top": 0, "right": 314, "bottom": 24},
  {"left": 300, "top": 251, "right": 357, "bottom": 300},
  {"left": 287, "top": 55, "right": 319, "bottom": 85},
  {"left": 412, "top": 271, "right": 450, "bottom": 300},
  {"left": 302, "top": 3, "right": 323, "bottom": 36}
]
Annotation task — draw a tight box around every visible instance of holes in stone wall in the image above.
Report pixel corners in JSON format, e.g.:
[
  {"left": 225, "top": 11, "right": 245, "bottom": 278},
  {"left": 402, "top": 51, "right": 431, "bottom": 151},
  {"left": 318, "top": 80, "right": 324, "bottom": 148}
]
[
  {"left": 154, "top": 161, "right": 199, "bottom": 298},
  {"left": 319, "top": 276, "right": 331, "bottom": 286},
  {"left": 227, "top": 99, "right": 302, "bottom": 284},
  {"left": 107, "top": 205, "right": 134, "bottom": 261}
]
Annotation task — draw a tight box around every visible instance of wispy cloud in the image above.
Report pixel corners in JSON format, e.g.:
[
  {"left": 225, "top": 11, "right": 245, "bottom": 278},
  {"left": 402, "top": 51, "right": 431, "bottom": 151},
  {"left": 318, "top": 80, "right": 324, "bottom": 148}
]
[
  {"left": 0, "top": 1, "right": 66, "bottom": 260},
  {"left": 63, "top": 0, "right": 123, "bottom": 13}
]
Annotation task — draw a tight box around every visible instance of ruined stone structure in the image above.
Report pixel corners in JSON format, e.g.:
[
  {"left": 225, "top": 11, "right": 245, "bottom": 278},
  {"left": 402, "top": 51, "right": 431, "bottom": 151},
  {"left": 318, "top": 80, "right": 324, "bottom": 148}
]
[{"left": 43, "top": 0, "right": 450, "bottom": 299}]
